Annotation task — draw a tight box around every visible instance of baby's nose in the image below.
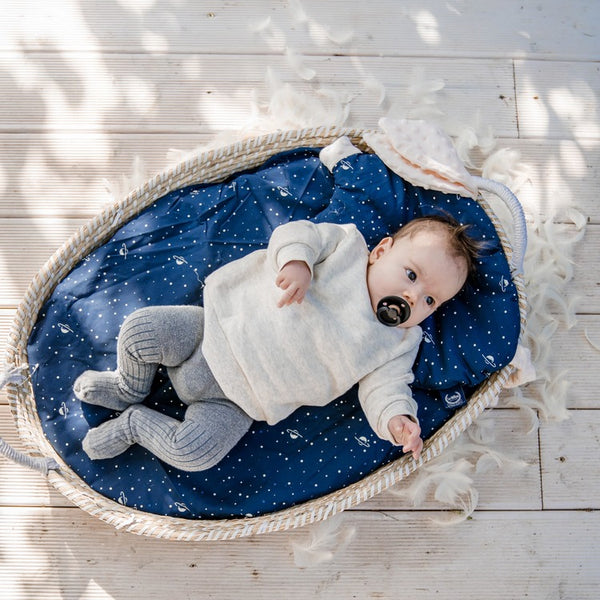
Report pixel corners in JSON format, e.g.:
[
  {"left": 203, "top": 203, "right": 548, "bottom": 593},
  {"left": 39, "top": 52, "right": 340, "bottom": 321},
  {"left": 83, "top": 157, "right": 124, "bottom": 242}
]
[{"left": 403, "top": 291, "right": 415, "bottom": 306}]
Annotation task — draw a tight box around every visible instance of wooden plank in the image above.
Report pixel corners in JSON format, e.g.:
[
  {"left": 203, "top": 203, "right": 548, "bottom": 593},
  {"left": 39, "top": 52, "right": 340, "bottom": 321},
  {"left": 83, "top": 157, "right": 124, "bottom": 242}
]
[
  {"left": 0, "top": 402, "right": 541, "bottom": 511},
  {"left": 498, "top": 222, "right": 598, "bottom": 316},
  {"left": 1, "top": 219, "right": 590, "bottom": 310},
  {"left": 540, "top": 410, "right": 600, "bottom": 509},
  {"left": 0, "top": 406, "right": 68, "bottom": 507},
  {"left": 0, "top": 0, "right": 596, "bottom": 596},
  {"left": 361, "top": 409, "right": 541, "bottom": 511},
  {"left": 515, "top": 60, "right": 600, "bottom": 140},
  {"left": 546, "top": 316, "right": 600, "bottom": 409},
  {"left": 0, "top": 507, "right": 597, "bottom": 599},
  {"left": 0, "top": 218, "right": 86, "bottom": 308},
  {"left": 572, "top": 224, "right": 600, "bottom": 313},
  {"left": 502, "top": 139, "right": 599, "bottom": 225},
  {"left": 1, "top": 136, "right": 597, "bottom": 222},
  {"left": 1, "top": 310, "right": 65, "bottom": 506},
  {"left": 0, "top": 133, "right": 212, "bottom": 218},
  {"left": 0, "top": 53, "right": 518, "bottom": 135},
  {"left": 0, "top": 308, "right": 14, "bottom": 357},
  {"left": 1, "top": 1, "right": 598, "bottom": 60}
]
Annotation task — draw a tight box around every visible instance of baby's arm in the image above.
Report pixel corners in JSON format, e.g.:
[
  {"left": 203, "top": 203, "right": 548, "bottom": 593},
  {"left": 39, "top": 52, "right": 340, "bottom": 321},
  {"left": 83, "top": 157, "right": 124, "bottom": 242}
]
[
  {"left": 387, "top": 415, "right": 423, "bottom": 460},
  {"left": 275, "top": 260, "right": 311, "bottom": 307},
  {"left": 267, "top": 220, "right": 356, "bottom": 307},
  {"left": 357, "top": 326, "right": 423, "bottom": 453}
]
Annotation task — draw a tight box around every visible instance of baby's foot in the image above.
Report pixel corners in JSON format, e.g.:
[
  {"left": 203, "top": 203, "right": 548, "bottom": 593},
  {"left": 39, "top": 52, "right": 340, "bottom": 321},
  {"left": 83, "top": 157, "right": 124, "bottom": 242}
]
[
  {"left": 74, "top": 370, "right": 142, "bottom": 412},
  {"left": 82, "top": 409, "right": 135, "bottom": 460}
]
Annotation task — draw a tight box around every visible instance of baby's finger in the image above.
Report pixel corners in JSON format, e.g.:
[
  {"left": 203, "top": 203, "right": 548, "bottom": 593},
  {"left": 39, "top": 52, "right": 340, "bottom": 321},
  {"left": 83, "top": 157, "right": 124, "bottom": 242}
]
[
  {"left": 401, "top": 438, "right": 415, "bottom": 454},
  {"left": 275, "top": 273, "right": 289, "bottom": 289},
  {"left": 277, "top": 285, "right": 300, "bottom": 307},
  {"left": 411, "top": 439, "right": 423, "bottom": 460},
  {"left": 401, "top": 429, "right": 417, "bottom": 448},
  {"left": 406, "top": 426, "right": 419, "bottom": 443},
  {"left": 404, "top": 436, "right": 423, "bottom": 460}
]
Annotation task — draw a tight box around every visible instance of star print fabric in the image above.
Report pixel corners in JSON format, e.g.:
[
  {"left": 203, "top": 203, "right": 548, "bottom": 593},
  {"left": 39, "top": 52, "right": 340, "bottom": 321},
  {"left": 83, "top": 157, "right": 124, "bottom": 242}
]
[{"left": 27, "top": 148, "right": 519, "bottom": 519}]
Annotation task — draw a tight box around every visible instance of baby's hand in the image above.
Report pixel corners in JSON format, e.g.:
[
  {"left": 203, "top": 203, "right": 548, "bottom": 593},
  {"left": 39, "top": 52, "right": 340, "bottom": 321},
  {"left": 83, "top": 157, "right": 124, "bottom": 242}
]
[
  {"left": 388, "top": 415, "right": 423, "bottom": 460},
  {"left": 275, "top": 261, "right": 312, "bottom": 307}
]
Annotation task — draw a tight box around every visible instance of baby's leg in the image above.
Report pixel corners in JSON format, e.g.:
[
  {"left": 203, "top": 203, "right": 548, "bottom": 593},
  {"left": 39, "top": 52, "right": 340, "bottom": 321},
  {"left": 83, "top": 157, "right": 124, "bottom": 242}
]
[
  {"left": 74, "top": 305, "right": 204, "bottom": 411},
  {"left": 83, "top": 398, "right": 252, "bottom": 472}
]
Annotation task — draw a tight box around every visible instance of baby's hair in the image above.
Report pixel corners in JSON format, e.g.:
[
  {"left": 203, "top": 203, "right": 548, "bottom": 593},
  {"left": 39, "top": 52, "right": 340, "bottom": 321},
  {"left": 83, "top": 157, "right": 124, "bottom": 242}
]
[{"left": 393, "top": 214, "right": 484, "bottom": 276}]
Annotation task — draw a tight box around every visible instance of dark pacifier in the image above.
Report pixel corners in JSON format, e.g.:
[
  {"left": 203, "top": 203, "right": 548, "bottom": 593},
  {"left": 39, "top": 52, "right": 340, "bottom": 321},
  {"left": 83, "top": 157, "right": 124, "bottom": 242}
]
[{"left": 376, "top": 296, "right": 411, "bottom": 327}]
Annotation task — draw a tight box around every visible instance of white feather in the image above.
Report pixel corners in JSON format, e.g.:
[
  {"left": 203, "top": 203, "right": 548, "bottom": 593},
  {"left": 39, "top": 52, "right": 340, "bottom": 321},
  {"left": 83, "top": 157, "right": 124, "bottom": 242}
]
[
  {"left": 453, "top": 119, "right": 496, "bottom": 168},
  {"left": 288, "top": 0, "right": 309, "bottom": 24},
  {"left": 407, "top": 71, "right": 445, "bottom": 102},
  {"left": 362, "top": 76, "right": 387, "bottom": 105},
  {"left": 565, "top": 207, "right": 588, "bottom": 230},
  {"left": 248, "top": 16, "right": 272, "bottom": 33},
  {"left": 404, "top": 69, "right": 445, "bottom": 120},
  {"left": 102, "top": 155, "right": 148, "bottom": 205},
  {"left": 389, "top": 413, "right": 531, "bottom": 523},
  {"left": 291, "top": 515, "right": 356, "bottom": 567},
  {"left": 262, "top": 76, "right": 352, "bottom": 130},
  {"left": 324, "top": 27, "right": 355, "bottom": 45},
  {"left": 285, "top": 47, "right": 316, "bottom": 81},
  {"left": 481, "top": 147, "right": 530, "bottom": 192},
  {"left": 584, "top": 329, "right": 600, "bottom": 352}
]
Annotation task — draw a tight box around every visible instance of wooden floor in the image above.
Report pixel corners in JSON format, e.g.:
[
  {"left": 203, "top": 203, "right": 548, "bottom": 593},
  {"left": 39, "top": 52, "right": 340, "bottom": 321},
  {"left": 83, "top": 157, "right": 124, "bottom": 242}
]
[{"left": 1, "top": 2, "right": 598, "bottom": 598}]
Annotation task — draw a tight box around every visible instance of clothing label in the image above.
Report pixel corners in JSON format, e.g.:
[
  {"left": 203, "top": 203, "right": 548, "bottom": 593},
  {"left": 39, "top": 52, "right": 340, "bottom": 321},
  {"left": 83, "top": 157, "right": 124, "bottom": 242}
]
[{"left": 440, "top": 385, "right": 466, "bottom": 409}]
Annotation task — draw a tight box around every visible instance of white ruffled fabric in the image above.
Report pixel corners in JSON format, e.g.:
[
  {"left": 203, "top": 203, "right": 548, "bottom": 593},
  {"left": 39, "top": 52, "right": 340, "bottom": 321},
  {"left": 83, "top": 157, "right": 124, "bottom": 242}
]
[{"left": 363, "top": 117, "right": 480, "bottom": 199}]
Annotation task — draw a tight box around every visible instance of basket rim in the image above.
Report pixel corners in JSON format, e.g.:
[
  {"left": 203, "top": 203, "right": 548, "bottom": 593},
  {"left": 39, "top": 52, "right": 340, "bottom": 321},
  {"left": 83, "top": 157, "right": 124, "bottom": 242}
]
[{"left": 4, "top": 125, "right": 528, "bottom": 540}]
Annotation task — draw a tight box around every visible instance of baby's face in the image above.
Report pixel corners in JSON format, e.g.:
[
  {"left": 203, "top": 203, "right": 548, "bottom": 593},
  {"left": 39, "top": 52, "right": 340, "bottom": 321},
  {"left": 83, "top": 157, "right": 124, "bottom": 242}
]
[{"left": 366, "top": 229, "right": 468, "bottom": 328}]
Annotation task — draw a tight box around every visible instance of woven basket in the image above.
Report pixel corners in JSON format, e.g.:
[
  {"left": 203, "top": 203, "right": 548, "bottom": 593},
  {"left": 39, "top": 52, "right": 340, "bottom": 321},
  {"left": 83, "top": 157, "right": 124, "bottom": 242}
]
[{"left": 3, "top": 126, "right": 527, "bottom": 540}]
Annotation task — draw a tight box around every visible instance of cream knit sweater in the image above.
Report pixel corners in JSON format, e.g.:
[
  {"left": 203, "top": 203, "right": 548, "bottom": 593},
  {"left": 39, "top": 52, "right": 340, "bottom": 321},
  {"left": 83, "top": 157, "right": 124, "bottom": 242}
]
[{"left": 202, "top": 220, "right": 422, "bottom": 444}]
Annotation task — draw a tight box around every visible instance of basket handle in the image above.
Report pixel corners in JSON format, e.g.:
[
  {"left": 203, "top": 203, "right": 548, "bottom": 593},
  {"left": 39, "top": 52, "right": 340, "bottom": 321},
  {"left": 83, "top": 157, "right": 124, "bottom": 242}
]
[
  {"left": 0, "top": 366, "right": 60, "bottom": 475},
  {"left": 472, "top": 176, "right": 527, "bottom": 275}
]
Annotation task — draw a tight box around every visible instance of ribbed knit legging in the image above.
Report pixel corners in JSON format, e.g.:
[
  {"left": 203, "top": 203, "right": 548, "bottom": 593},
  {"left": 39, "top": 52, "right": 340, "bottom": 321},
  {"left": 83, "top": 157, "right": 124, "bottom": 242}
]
[{"left": 74, "top": 306, "right": 252, "bottom": 472}]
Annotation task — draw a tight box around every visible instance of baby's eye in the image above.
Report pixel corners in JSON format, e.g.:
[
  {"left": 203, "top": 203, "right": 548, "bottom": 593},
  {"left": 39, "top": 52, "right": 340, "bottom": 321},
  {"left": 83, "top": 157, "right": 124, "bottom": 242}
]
[
  {"left": 406, "top": 269, "right": 417, "bottom": 282},
  {"left": 425, "top": 296, "right": 435, "bottom": 306}
]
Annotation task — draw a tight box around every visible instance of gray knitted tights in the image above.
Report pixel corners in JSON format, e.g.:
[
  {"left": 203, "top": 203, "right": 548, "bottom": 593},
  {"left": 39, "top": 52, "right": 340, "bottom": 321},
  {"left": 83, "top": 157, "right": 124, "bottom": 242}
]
[{"left": 74, "top": 306, "right": 252, "bottom": 472}]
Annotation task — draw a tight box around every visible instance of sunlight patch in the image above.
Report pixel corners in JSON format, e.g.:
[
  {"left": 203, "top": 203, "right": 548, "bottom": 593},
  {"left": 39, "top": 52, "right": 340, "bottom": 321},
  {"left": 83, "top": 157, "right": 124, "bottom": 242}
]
[{"left": 412, "top": 10, "right": 441, "bottom": 46}]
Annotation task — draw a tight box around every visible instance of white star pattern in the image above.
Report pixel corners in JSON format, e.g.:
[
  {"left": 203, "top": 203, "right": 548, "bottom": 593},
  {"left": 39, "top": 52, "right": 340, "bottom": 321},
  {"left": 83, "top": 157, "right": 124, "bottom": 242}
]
[{"left": 28, "top": 149, "right": 520, "bottom": 519}]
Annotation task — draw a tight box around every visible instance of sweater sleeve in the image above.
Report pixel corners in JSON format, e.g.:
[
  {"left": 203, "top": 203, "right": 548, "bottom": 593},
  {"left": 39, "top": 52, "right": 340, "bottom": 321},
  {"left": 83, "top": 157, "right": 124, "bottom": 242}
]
[
  {"left": 266, "top": 220, "right": 356, "bottom": 277},
  {"left": 357, "top": 326, "right": 423, "bottom": 444}
]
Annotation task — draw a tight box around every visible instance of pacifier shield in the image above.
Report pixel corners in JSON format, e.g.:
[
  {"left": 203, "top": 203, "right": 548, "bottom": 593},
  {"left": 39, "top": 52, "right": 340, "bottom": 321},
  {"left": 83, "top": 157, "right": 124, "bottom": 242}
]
[{"left": 376, "top": 296, "right": 411, "bottom": 327}]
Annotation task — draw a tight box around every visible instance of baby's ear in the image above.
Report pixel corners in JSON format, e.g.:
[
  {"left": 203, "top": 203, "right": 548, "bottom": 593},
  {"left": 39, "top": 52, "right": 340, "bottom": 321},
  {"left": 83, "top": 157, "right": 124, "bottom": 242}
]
[{"left": 368, "top": 237, "right": 393, "bottom": 263}]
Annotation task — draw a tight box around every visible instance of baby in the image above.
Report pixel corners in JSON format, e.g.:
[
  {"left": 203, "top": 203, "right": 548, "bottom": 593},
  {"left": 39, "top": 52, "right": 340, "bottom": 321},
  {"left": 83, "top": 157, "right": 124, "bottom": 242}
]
[{"left": 74, "top": 211, "right": 479, "bottom": 472}]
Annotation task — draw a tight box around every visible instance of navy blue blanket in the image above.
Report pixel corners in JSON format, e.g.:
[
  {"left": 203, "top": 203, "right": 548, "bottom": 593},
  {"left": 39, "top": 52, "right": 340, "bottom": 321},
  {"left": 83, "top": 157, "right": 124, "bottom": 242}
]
[{"left": 28, "top": 148, "right": 520, "bottom": 519}]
